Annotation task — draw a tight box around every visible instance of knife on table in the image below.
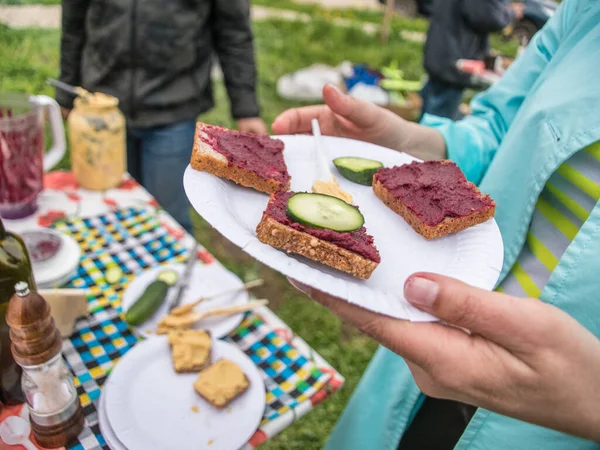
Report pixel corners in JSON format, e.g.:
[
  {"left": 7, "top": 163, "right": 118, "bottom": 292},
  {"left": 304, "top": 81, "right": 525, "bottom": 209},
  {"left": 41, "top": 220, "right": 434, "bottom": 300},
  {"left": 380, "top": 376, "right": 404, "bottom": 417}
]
[{"left": 167, "top": 242, "right": 198, "bottom": 311}]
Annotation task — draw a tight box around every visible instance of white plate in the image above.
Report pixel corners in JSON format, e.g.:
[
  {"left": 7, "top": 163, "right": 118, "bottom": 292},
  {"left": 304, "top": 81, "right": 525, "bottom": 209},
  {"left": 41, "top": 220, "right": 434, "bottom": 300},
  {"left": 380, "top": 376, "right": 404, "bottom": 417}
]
[
  {"left": 122, "top": 263, "right": 249, "bottom": 339},
  {"left": 98, "top": 390, "right": 127, "bottom": 450},
  {"left": 184, "top": 135, "right": 504, "bottom": 322},
  {"left": 28, "top": 229, "right": 81, "bottom": 288},
  {"left": 104, "top": 338, "right": 265, "bottom": 450}
]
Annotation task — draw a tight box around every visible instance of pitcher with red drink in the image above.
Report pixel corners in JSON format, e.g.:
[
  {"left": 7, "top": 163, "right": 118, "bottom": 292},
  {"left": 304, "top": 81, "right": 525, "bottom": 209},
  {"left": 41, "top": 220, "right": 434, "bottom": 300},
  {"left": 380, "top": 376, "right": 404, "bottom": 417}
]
[{"left": 0, "top": 93, "right": 66, "bottom": 219}]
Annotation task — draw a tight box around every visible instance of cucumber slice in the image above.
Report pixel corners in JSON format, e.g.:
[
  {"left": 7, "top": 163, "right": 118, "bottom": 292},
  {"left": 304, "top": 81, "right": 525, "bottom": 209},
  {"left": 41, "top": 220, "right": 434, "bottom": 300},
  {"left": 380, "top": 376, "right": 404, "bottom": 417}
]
[
  {"left": 156, "top": 270, "right": 179, "bottom": 286},
  {"left": 105, "top": 266, "right": 124, "bottom": 285},
  {"left": 333, "top": 157, "right": 384, "bottom": 186},
  {"left": 125, "top": 280, "right": 170, "bottom": 326},
  {"left": 286, "top": 193, "right": 364, "bottom": 232}
]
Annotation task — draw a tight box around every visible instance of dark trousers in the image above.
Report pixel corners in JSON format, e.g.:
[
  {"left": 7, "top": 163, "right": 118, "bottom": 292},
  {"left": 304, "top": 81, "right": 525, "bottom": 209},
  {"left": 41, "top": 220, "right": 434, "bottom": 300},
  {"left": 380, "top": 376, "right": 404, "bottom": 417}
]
[
  {"left": 420, "top": 78, "right": 464, "bottom": 121},
  {"left": 397, "top": 396, "right": 477, "bottom": 450},
  {"left": 127, "top": 120, "right": 196, "bottom": 231}
]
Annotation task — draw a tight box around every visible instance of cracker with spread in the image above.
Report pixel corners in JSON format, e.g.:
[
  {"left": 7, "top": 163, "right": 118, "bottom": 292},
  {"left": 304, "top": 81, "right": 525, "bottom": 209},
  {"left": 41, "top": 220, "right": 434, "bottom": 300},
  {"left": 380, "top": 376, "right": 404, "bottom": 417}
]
[
  {"left": 194, "top": 359, "right": 250, "bottom": 408},
  {"left": 168, "top": 329, "right": 212, "bottom": 373}
]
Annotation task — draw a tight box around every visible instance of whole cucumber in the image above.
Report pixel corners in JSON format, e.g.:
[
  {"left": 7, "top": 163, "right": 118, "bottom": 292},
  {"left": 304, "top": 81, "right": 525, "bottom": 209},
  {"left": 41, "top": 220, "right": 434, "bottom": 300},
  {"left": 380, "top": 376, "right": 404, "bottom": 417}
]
[{"left": 125, "top": 280, "right": 170, "bottom": 326}]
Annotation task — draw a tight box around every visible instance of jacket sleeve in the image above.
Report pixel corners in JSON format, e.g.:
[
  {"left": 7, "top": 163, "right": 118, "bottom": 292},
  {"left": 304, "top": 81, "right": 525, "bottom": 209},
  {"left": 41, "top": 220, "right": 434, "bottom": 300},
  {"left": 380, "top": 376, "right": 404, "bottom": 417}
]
[
  {"left": 58, "top": 0, "right": 90, "bottom": 109},
  {"left": 211, "top": 0, "right": 260, "bottom": 120},
  {"left": 422, "top": 0, "right": 572, "bottom": 185},
  {"left": 461, "top": 0, "right": 514, "bottom": 34}
]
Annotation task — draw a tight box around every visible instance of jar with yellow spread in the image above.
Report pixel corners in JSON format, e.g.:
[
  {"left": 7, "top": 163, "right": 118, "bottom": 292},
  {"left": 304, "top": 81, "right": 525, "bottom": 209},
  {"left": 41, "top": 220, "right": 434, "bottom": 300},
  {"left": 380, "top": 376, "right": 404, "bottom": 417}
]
[{"left": 68, "top": 92, "right": 126, "bottom": 190}]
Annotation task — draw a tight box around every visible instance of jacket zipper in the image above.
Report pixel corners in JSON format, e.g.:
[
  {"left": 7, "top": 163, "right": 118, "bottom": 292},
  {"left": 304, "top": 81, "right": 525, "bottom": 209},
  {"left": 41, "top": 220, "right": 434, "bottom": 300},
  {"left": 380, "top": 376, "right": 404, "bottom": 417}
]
[{"left": 129, "top": 0, "right": 138, "bottom": 120}]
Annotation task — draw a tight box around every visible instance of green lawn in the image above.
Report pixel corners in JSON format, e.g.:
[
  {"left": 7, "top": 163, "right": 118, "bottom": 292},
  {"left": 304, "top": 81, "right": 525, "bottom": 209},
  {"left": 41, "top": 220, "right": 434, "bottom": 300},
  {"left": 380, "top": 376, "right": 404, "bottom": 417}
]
[{"left": 0, "top": 19, "right": 426, "bottom": 448}]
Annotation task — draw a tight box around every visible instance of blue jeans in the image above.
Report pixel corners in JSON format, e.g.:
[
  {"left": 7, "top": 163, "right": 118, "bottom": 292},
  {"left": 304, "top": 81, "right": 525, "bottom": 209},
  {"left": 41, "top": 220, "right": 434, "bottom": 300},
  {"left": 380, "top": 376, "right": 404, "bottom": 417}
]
[
  {"left": 420, "top": 78, "right": 464, "bottom": 121},
  {"left": 127, "top": 120, "right": 196, "bottom": 231}
]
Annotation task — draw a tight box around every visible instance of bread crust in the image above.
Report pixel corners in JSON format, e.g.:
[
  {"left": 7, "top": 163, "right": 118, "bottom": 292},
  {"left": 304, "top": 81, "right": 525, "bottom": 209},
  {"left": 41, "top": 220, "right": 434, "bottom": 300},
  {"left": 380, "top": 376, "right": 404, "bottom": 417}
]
[
  {"left": 190, "top": 123, "right": 290, "bottom": 194},
  {"left": 256, "top": 216, "right": 378, "bottom": 279},
  {"left": 373, "top": 180, "right": 496, "bottom": 240},
  {"left": 173, "top": 355, "right": 212, "bottom": 374}
]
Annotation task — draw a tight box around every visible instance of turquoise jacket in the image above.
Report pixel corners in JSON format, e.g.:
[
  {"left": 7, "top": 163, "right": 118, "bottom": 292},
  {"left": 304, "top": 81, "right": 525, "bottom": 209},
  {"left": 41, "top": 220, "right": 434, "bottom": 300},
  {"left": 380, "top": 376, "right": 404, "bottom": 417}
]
[{"left": 325, "top": 2, "right": 600, "bottom": 449}]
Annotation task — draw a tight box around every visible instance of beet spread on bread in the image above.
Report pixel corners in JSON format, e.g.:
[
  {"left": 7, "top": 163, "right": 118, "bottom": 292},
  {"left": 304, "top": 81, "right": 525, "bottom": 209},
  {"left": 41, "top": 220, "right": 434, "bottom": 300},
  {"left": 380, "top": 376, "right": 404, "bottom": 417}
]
[
  {"left": 191, "top": 122, "right": 291, "bottom": 194},
  {"left": 256, "top": 191, "right": 380, "bottom": 279},
  {"left": 373, "top": 160, "right": 495, "bottom": 240}
]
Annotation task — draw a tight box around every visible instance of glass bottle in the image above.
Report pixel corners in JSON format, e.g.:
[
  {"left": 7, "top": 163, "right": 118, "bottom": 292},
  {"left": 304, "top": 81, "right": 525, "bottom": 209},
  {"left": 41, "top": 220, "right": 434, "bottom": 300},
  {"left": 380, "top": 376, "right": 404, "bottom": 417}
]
[{"left": 0, "top": 217, "right": 34, "bottom": 404}]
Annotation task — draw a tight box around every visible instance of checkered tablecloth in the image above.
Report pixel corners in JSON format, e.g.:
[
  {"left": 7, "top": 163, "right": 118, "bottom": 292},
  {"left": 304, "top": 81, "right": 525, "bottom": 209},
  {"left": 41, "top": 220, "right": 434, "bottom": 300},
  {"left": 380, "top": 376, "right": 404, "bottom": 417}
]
[{"left": 2, "top": 173, "right": 344, "bottom": 450}]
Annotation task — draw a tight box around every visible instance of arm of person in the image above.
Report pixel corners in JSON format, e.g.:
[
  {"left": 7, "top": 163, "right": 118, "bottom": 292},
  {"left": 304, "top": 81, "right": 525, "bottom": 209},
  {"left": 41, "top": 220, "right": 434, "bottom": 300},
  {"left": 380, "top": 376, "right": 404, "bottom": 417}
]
[
  {"left": 273, "top": 3, "right": 571, "bottom": 177},
  {"left": 423, "top": 0, "right": 572, "bottom": 184},
  {"left": 461, "top": 0, "right": 514, "bottom": 33},
  {"left": 211, "top": 0, "right": 262, "bottom": 129},
  {"left": 58, "top": 0, "right": 90, "bottom": 112},
  {"left": 289, "top": 275, "right": 600, "bottom": 442}
]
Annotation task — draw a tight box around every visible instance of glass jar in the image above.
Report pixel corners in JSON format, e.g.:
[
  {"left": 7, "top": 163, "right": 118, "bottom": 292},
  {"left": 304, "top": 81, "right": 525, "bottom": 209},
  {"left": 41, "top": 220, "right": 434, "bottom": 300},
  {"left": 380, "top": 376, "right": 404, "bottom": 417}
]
[
  {"left": 21, "top": 353, "right": 79, "bottom": 425},
  {"left": 68, "top": 93, "right": 126, "bottom": 190}
]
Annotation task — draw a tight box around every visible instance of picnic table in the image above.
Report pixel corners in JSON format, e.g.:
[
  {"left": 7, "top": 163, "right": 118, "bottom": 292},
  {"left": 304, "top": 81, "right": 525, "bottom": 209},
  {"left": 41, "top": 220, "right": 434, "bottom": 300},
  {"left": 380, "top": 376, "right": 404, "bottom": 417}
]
[{"left": 1, "top": 171, "right": 344, "bottom": 450}]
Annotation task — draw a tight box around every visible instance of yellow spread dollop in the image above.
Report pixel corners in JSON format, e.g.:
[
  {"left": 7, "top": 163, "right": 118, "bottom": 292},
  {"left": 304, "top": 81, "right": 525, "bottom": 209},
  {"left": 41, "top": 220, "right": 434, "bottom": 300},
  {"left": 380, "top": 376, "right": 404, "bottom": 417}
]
[
  {"left": 79, "top": 91, "right": 119, "bottom": 108},
  {"left": 312, "top": 177, "right": 353, "bottom": 204},
  {"left": 168, "top": 330, "right": 211, "bottom": 373},
  {"left": 194, "top": 359, "right": 248, "bottom": 408}
]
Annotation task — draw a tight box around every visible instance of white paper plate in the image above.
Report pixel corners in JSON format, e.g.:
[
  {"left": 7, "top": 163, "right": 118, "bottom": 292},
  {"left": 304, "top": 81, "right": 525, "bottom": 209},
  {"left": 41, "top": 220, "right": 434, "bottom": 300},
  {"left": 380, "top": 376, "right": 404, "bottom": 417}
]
[
  {"left": 184, "top": 135, "right": 504, "bottom": 322},
  {"left": 98, "top": 391, "right": 127, "bottom": 450},
  {"left": 104, "top": 338, "right": 265, "bottom": 450},
  {"left": 122, "top": 263, "right": 249, "bottom": 339}
]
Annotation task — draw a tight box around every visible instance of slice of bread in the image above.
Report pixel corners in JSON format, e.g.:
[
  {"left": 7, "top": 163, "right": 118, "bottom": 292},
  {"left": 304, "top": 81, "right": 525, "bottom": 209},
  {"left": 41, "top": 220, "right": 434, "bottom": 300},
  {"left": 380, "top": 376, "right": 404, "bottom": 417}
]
[
  {"left": 168, "top": 329, "right": 212, "bottom": 373},
  {"left": 190, "top": 122, "right": 290, "bottom": 194},
  {"left": 256, "top": 216, "right": 378, "bottom": 280},
  {"left": 194, "top": 359, "right": 250, "bottom": 409},
  {"left": 373, "top": 179, "right": 496, "bottom": 240}
]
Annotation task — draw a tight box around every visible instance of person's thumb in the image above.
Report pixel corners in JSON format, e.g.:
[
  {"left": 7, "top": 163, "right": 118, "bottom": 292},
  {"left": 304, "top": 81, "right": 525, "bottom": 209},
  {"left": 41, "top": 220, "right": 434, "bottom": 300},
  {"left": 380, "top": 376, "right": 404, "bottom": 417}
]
[
  {"left": 322, "top": 84, "right": 379, "bottom": 128},
  {"left": 404, "top": 273, "right": 543, "bottom": 349}
]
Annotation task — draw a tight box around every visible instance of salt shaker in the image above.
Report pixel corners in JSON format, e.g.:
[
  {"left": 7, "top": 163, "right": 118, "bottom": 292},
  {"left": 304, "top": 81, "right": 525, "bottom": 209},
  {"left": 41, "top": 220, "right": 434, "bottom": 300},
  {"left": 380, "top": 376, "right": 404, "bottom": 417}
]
[{"left": 6, "top": 282, "right": 84, "bottom": 448}]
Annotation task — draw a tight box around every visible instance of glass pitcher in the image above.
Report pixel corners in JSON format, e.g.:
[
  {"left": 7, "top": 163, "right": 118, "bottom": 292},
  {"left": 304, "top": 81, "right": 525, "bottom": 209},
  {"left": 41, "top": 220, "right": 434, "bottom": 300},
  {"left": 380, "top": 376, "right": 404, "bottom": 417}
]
[{"left": 0, "top": 93, "right": 66, "bottom": 219}]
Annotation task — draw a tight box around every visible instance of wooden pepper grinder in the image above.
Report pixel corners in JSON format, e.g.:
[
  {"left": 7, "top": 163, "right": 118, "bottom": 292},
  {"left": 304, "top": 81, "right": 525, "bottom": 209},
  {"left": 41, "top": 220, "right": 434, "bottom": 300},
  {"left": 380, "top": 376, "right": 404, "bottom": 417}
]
[{"left": 6, "top": 281, "right": 84, "bottom": 448}]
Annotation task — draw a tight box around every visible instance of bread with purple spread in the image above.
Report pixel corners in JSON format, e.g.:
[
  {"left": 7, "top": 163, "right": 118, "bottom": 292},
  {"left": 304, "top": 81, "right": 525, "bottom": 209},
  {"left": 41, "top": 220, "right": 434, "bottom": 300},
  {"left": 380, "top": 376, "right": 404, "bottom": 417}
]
[
  {"left": 191, "top": 122, "right": 291, "bottom": 194},
  {"left": 256, "top": 191, "right": 380, "bottom": 279},
  {"left": 373, "top": 160, "right": 496, "bottom": 240}
]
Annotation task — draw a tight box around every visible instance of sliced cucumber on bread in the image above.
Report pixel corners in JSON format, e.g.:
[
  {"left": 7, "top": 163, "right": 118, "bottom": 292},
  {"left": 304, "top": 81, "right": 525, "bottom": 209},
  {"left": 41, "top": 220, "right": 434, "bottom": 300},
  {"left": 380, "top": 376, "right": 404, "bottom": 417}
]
[
  {"left": 333, "top": 157, "right": 383, "bottom": 186},
  {"left": 286, "top": 193, "right": 364, "bottom": 232}
]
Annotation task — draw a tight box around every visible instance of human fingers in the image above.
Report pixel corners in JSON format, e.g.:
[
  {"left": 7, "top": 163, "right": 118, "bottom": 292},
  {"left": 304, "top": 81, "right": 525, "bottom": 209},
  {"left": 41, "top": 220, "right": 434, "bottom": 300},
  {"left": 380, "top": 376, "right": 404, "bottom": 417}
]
[
  {"left": 287, "top": 278, "right": 473, "bottom": 371},
  {"left": 404, "top": 273, "right": 550, "bottom": 352},
  {"left": 322, "top": 83, "right": 382, "bottom": 129},
  {"left": 271, "top": 105, "right": 329, "bottom": 135}
]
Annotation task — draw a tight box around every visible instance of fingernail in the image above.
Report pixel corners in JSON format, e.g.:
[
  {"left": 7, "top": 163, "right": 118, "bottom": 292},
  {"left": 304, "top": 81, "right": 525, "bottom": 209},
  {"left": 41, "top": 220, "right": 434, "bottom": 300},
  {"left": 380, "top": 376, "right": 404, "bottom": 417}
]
[
  {"left": 326, "top": 83, "right": 343, "bottom": 95},
  {"left": 404, "top": 277, "right": 439, "bottom": 308}
]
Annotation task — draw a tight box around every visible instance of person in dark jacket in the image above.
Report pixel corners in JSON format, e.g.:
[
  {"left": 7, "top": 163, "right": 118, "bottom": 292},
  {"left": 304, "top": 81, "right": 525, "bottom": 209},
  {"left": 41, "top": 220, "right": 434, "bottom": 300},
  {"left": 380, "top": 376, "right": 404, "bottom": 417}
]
[
  {"left": 58, "top": 0, "right": 266, "bottom": 231},
  {"left": 421, "top": 0, "right": 524, "bottom": 120}
]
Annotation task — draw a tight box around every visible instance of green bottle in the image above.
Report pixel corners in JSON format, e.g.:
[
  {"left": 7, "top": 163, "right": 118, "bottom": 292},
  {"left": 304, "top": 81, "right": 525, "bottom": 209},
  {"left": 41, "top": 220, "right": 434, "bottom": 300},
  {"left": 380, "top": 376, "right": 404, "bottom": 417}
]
[{"left": 0, "top": 218, "right": 35, "bottom": 405}]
